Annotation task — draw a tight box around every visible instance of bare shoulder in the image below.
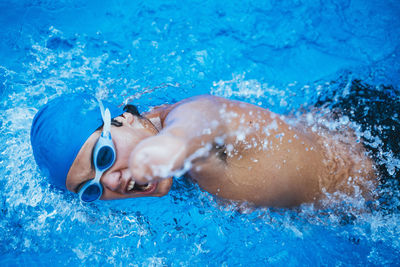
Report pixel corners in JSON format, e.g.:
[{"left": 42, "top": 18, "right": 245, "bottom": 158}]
[{"left": 143, "top": 95, "right": 220, "bottom": 125}]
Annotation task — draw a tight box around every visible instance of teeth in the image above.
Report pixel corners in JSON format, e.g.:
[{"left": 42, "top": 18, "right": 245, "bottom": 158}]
[
  {"left": 144, "top": 183, "right": 151, "bottom": 190},
  {"left": 127, "top": 180, "right": 135, "bottom": 191}
]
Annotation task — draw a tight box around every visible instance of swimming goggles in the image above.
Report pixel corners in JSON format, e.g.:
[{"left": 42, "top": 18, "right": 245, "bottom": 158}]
[{"left": 78, "top": 100, "right": 116, "bottom": 202}]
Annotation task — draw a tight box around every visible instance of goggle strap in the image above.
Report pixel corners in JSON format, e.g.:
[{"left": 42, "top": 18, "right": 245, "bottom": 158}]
[
  {"left": 97, "top": 98, "right": 111, "bottom": 138},
  {"left": 103, "top": 108, "right": 111, "bottom": 137}
]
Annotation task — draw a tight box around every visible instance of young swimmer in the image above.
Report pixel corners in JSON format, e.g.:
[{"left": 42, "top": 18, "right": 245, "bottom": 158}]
[{"left": 31, "top": 93, "right": 376, "bottom": 207}]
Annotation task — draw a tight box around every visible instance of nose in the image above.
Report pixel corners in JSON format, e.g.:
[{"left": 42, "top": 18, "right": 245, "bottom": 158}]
[
  {"left": 101, "top": 170, "right": 122, "bottom": 191},
  {"left": 101, "top": 168, "right": 132, "bottom": 192}
]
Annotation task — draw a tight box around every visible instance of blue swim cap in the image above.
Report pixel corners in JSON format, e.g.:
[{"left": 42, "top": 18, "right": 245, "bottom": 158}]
[{"left": 30, "top": 93, "right": 123, "bottom": 190}]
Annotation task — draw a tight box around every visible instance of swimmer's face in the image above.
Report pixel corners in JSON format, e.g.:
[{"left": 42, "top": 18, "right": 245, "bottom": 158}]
[{"left": 66, "top": 112, "right": 173, "bottom": 200}]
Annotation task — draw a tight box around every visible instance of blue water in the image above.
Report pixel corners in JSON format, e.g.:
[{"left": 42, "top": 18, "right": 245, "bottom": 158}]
[{"left": 1, "top": 0, "right": 400, "bottom": 265}]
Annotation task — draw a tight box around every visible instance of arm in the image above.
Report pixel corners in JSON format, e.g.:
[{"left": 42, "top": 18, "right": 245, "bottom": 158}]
[
  {"left": 130, "top": 94, "right": 376, "bottom": 206},
  {"left": 129, "top": 95, "right": 230, "bottom": 184},
  {"left": 130, "top": 94, "right": 318, "bottom": 184}
]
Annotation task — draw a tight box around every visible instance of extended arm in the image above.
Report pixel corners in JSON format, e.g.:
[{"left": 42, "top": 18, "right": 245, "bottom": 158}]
[
  {"left": 129, "top": 95, "right": 376, "bottom": 206},
  {"left": 129, "top": 95, "right": 231, "bottom": 184}
]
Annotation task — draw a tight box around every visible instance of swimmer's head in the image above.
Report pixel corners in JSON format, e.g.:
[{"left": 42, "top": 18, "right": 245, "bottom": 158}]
[
  {"left": 30, "top": 93, "right": 123, "bottom": 189},
  {"left": 31, "top": 93, "right": 173, "bottom": 200}
]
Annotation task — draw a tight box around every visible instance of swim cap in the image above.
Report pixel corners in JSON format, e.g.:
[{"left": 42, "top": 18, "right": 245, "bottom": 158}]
[{"left": 30, "top": 93, "right": 123, "bottom": 190}]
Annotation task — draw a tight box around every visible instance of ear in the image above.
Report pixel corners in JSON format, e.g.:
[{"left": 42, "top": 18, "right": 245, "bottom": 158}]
[{"left": 120, "top": 112, "right": 135, "bottom": 125}]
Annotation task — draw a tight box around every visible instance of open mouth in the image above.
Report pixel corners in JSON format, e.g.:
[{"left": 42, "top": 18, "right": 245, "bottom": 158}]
[{"left": 127, "top": 180, "right": 157, "bottom": 194}]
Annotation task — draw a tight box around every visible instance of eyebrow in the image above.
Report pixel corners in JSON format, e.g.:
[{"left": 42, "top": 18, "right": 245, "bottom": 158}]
[{"left": 90, "top": 141, "right": 96, "bottom": 171}]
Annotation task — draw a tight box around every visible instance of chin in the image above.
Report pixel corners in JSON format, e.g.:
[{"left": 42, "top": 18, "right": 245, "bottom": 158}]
[{"left": 153, "top": 177, "right": 173, "bottom": 197}]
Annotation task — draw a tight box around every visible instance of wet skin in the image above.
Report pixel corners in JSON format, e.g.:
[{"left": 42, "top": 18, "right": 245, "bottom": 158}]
[{"left": 66, "top": 95, "right": 376, "bottom": 207}]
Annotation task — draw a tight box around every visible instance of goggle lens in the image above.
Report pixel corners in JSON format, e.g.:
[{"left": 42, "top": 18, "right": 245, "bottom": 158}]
[
  {"left": 81, "top": 182, "right": 102, "bottom": 202},
  {"left": 96, "top": 146, "right": 114, "bottom": 170}
]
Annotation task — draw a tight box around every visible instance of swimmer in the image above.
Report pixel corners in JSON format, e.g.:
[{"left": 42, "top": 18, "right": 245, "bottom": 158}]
[{"left": 30, "top": 93, "right": 376, "bottom": 207}]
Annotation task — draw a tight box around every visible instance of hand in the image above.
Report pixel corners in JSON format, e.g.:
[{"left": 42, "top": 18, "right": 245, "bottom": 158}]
[{"left": 129, "top": 135, "right": 187, "bottom": 184}]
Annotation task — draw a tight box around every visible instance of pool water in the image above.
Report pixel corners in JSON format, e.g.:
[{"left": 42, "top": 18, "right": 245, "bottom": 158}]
[{"left": 1, "top": 0, "right": 400, "bottom": 265}]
